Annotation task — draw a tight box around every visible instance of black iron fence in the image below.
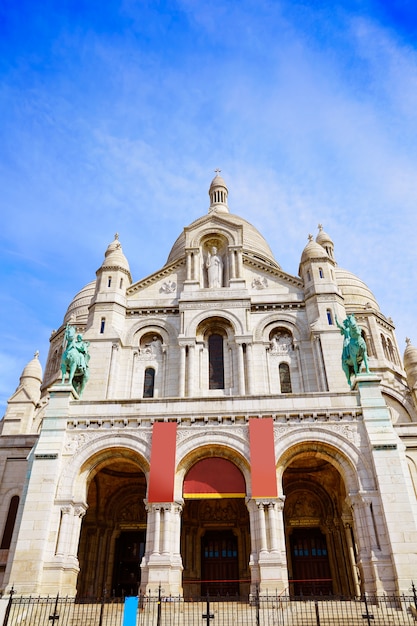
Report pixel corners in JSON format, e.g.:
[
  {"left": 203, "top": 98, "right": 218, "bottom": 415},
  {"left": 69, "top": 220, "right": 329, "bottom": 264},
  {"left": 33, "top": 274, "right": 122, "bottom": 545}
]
[{"left": 3, "top": 589, "right": 417, "bottom": 626}]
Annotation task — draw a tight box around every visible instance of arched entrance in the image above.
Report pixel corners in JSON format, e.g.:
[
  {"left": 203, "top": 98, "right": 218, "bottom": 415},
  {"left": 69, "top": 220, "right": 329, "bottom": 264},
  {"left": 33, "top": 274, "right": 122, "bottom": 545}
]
[
  {"left": 77, "top": 453, "right": 147, "bottom": 598},
  {"left": 283, "top": 450, "right": 358, "bottom": 596},
  {"left": 181, "top": 457, "right": 250, "bottom": 597}
]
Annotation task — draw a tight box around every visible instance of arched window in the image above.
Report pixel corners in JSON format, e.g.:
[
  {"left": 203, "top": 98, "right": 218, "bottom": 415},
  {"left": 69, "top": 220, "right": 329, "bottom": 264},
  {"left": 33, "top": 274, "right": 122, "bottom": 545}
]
[
  {"left": 360, "top": 330, "right": 371, "bottom": 356},
  {"left": 143, "top": 367, "right": 155, "bottom": 398},
  {"left": 381, "top": 334, "right": 388, "bottom": 359},
  {"left": 209, "top": 334, "right": 224, "bottom": 389},
  {"left": 319, "top": 267, "right": 324, "bottom": 278},
  {"left": 107, "top": 276, "right": 112, "bottom": 288},
  {"left": 279, "top": 363, "right": 292, "bottom": 394},
  {"left": 387, "top": 338, "right": 396, "bottom": 363},
  {"left": 326, "top": 309, "right": 333, "bottom": 325},
  {"left": 100, "top": 318, "right": 106, "bottom": 334},
  {"left": 1, "top": 495, "right": 19, "bottom": 549}
]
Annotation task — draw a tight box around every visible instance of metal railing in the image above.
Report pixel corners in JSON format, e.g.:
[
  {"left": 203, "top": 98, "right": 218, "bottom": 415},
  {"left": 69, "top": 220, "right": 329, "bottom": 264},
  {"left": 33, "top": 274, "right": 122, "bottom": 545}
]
[{"left": 3, "top": 587, "right": 417, "bottom": 626}]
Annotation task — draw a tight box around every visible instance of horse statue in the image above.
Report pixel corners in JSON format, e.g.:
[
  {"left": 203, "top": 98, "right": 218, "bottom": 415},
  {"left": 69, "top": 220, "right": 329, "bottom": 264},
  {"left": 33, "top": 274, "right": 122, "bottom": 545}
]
[
  {"left": 336, "top": 314, "right": 370, "bottom": 387},
  {"left": 61, "top": 324, "right": 90, "bottom": 396}
]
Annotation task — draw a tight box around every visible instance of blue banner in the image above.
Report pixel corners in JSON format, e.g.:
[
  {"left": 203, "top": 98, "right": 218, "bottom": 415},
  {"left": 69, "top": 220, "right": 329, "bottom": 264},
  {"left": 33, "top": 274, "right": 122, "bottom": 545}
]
[{"left": 122, "top": 596, "right": 138, "bottom": 626}]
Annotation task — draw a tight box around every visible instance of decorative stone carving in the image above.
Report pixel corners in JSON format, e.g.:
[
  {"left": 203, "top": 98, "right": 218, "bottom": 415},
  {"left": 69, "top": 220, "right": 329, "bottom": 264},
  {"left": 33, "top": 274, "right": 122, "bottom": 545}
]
[
  {"left": 199, "top": 499, "right": 237, "bottom": 522},
  {"left": 269, "top": 330, "right": 293, "bottom": 355},
  {"left": 252, "top": 276, "right": 268, "bottom": 289},
  {"left": 160, "top": 280, "right": 176, "bottom": 294}
]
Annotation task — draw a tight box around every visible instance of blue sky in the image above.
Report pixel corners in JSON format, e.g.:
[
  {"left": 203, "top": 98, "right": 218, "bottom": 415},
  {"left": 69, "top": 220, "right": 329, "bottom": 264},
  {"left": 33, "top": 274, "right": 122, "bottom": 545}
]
[{"left": 1, "top": 0, "right": 417, "bottom": 412}]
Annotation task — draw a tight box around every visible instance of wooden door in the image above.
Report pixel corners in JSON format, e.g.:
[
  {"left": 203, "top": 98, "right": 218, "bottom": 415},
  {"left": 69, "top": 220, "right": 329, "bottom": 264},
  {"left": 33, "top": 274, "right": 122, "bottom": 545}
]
[
  {"left": 290, "top": 528, "right": 332, "bottom": 595},
  {"left": 201, "top": 530, "right": 239, "bottom": 596}
]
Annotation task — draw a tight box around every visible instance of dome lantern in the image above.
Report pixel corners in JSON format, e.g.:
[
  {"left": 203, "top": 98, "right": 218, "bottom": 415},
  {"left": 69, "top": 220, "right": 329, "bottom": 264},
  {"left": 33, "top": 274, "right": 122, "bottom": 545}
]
[{"left": 208, "top": 170, "right": 229, "bottom": 214}]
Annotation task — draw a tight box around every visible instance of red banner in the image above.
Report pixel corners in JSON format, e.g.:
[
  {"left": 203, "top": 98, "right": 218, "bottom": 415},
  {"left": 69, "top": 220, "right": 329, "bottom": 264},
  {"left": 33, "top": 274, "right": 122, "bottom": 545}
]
[
  {"left": 148, "top": 422, "right": 177, "bottom": 502},
  {"left": 249, "top": 418, "right": 277, "bottom": 497},
  {"left": 183, "top": 457, "right": 246, "bottom": 498}
]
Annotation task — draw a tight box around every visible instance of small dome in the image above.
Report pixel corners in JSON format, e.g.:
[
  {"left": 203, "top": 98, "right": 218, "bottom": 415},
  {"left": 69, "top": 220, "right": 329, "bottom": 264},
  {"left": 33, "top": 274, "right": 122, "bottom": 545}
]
[
  {"left": 404, "top": 338, "right": 417, "bottom": 368},
  {"left": 208, "top": 172, "right": 229, "bottom": 213},
  {"left": 21, "top": 351, "right": 42, "bottom": 383},
  {"left": 300, "top": 235, "right": 328, "bottom": 265},
  {"left": 209, "top": 172, "right": 228, "bottom": 192},
  {"left": 101, "top": 233, "right": 131, "bottom": 276},
  {"left": 316, "top": 224, "right": 335, "bottom": 260},
  {"left": 335, "top": 267, "right": 380, "bottom": 311},
  {"left": 316, "top": 224, "right": 333, "bottom": 247},
  {"left": 404, "top": 338, "right": 417, "bottom": 389},
  {"left": 64, "top": 280, "right": 96, "bottom": 325}
]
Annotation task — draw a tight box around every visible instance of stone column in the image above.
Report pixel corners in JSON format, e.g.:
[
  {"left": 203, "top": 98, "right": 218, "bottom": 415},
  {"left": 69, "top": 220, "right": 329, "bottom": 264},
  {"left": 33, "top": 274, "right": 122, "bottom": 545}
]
[
  {"left": 257, "top": 502, "right": 268, "bottom": 553},
  {"left": 187, "top": 343, "right": 195, "bottom": 397},
  {"left": 162, "top": 506, "right": 171, "bottom": 555},
  {"left": 348, "top": 493, "right": 381, "bottom": 595},
  {"left": 106, "top": 343, "right": 120, "bottom": 399},
  {"left": 186, "top": 250, "right": 192, "bottom": 280},
  {"left": 268, "top": 503, "right": 278, "bottom": 552},
  {"left": 152, "top": 506, "right": 161, "bottom": 555},
  {"left": 229, "top": 249, "right": 236, "bottom": 279},
  {"left": 173, "top": 501, "right": 183, "bottom": 556},
  {"left": 247, "top": 498, "right": 288, "bottom": 595},
  {"left": 179, "top": 345, "right": 186, "bottom": 398},
  {"left": 246, "top": 343, "right": 254, "bottom": 394},
  {"left": 294, "top": 343, "right": 305, "bottom": 392},
  {"left": 69, "top": 505, "right": 86, "bottom": 559},
  {"left": 193, "top": 249, "right": 199, "bottom": 282},
  {"left": 343, "top": 521, "right": 361, "bottom": 597},
  {"left": 237, "top": 343, "right": 246, "bottom": 395},
  {"left": 55, "top": 506, "right": 72, "bottom": 557},
  {"left": 141, "top": 502, "right": 183, "bottom": 597},
  {"left": 236, "top": 250, "right": 243, "bottom": 278},
  {"left": 312, "top": 334, "right": 328, "bottom": 391}
]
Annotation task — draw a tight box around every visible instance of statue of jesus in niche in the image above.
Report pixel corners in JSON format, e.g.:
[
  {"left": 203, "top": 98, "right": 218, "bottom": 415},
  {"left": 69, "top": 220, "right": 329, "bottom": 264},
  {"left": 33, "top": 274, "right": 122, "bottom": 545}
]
[{"left": 206, "top": 246, "right": 223, "bottom": 288}]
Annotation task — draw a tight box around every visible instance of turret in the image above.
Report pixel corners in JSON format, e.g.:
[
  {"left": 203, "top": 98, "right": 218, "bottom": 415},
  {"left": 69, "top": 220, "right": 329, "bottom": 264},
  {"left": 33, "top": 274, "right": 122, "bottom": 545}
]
[
  {"left": 299, "top": 228, "right": 342, "bottom": 325},
  {"left": 299, "top": 228, "right": 346, "bottom": 391},
  {"left": 87, "top": 234, "right": 132, "bottom": 335},
  {"left": 404, "top": 338, "right": 417, "bottom": 410},
  {"left": 0, "top": 352, "right": 42, "bottom": 435}
]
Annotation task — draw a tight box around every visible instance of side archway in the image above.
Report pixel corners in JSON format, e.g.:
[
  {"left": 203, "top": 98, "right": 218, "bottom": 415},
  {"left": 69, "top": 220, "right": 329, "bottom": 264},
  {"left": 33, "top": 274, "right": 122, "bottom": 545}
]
[{"left": 278, "top": 441, "right": 364, "bottom": 597}]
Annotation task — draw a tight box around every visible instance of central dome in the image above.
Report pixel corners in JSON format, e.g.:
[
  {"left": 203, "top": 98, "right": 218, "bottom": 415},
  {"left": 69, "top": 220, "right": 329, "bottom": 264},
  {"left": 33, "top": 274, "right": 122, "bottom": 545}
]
[{"left": 165, "top": 211, "right": 280, "bottom": 269}]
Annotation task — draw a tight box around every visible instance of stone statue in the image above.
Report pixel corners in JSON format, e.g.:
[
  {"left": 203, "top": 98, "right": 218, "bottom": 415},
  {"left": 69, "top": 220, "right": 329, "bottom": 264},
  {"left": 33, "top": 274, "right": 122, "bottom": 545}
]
[
  {"left": 206, "top": 246, "right": 223, "bottom": 288},
  {"left": 336, "top": 313, "right": 369, "bottom": 386},
  {"left": 61, "top": 324, "right": 90, "bottom": 396}
]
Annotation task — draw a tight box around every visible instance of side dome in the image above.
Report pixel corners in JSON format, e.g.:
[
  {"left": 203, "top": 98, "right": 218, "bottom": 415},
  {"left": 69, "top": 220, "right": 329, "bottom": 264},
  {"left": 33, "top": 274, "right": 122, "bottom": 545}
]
[
  {"left": 335, "top": 268, "right": 380, "bottom": 311},
  {"left": 21, "top": 351, "right": 43, "bottom": 383},
  {"left": 404, "top": 338, "right": 417, "bottom": 389},
  {"left": 64, "top": 280, "right": 96, "bottom": 325},
  {"left": 101, "top": 233, "right": 131, "bottom": 277},
  {"left": 300, "top": 236, "right": 328, "bottom": 265},
  {"left": 166, "top": 212, "right": 280, "bottom": 269}
]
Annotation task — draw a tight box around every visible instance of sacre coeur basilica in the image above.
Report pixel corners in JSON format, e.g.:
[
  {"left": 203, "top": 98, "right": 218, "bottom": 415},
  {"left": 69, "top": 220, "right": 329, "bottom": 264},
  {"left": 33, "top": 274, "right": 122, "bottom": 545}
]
[{"left": 1, "top": 173, "right": 417, "bottom": 600}]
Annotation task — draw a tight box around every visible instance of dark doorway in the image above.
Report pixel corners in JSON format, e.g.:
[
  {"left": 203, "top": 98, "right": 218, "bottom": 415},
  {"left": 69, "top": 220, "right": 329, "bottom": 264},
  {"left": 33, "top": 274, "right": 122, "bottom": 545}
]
[
  {"left": 290, "top": 528, "right": 332, "bottom": 595},
  {"left": 112, "top": 531, "right": 145, "bottom": 597},
  {"left": 201, "top": 530, "right": 239, "bottom": 596}
]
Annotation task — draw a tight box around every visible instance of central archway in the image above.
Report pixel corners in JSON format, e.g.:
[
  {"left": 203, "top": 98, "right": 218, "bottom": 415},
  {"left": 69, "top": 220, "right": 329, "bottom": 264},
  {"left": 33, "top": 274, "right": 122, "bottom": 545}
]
[{"left": 181, "top": 456, "right": 250, "bottom": 597}]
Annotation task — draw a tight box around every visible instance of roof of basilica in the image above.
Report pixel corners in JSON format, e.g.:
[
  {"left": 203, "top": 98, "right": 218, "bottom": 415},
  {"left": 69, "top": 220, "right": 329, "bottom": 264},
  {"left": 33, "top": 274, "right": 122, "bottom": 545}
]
[
  {"left": 335, "top": 267, "right": 380, "bottom": 311},
  {"left": 165, "top": 211, "right": 280, "bottom": 269}
]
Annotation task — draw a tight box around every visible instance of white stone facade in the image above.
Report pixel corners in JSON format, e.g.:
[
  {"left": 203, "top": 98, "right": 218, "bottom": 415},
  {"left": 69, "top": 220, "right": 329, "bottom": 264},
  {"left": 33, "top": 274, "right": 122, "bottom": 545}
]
[{"left": 1, "top": 174, "right": 417, "bottom": 599}]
